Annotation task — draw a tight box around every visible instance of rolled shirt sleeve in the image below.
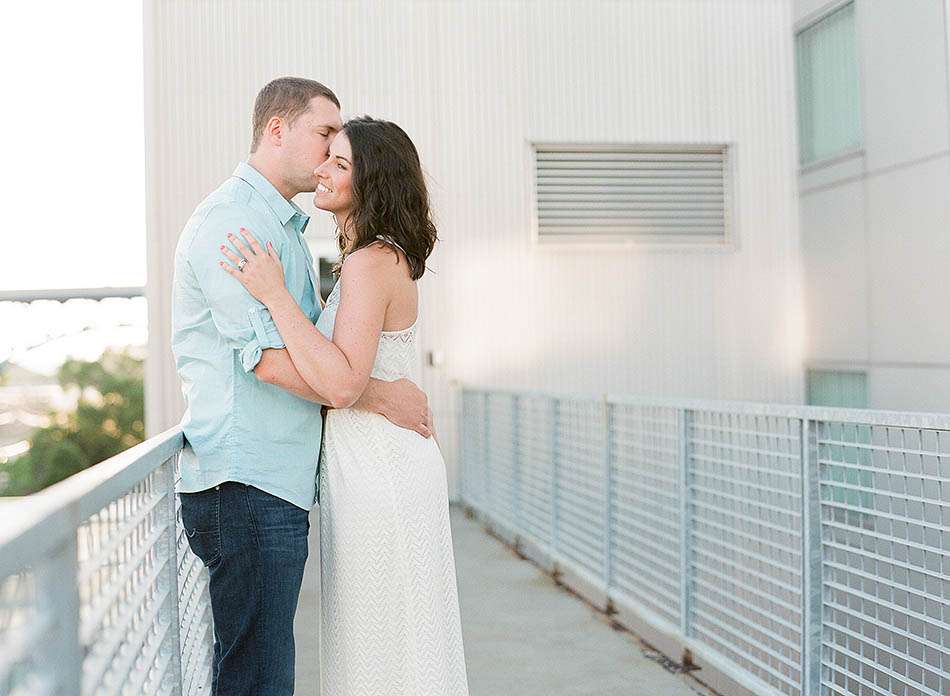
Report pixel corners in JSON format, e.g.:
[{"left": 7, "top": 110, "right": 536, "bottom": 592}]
[
  {"left": 185, "top": 203, "right": 287, "bottom": 372},
  {"left": 242, "top": 306, "right": 285, "bottom": 372}
]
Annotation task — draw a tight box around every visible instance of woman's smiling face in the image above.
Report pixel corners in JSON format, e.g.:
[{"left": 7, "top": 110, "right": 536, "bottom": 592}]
[{"left": 313, "top": 131, "right": 354, "bottom": 218}]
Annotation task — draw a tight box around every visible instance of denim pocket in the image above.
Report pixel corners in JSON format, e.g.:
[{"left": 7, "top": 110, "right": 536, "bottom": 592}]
[
  {"left": 244, "top": 486, "right": 310, "bottom": 562},
  {"left": 180, "top": 488, "right": 221, "bottom": 567}
]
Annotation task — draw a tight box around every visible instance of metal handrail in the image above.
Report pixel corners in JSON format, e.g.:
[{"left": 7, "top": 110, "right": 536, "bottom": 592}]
[{"left": 0, "top": 427, "right": 213, "bottom": 696}]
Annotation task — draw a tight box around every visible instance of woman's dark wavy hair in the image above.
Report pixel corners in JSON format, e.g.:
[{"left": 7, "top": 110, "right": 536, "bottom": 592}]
[{"left": 335, "top": 116, "right": 437, "bottom": 280}]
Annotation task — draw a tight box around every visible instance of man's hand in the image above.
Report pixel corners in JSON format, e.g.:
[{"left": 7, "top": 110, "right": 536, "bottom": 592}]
[{"left": 354, "top": 378, "right": 431, "bottom": 438}]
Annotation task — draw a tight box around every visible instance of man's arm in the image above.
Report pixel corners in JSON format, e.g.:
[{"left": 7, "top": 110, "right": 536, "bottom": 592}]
[{"left": 187, "top": 204, "right": 288, "bottom": 372}]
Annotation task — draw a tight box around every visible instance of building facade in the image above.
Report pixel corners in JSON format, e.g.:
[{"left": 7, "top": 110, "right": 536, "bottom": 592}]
[
  {"left": 145, "top": 0, "right": 805, "bottom": 497},
  {"left": 796, "top": 0, "right": 950, "bottom": 411}
]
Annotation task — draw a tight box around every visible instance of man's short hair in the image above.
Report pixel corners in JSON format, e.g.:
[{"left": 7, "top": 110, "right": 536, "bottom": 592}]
[{"left": 251, "top": 77, "right": 340, "bottom": 152}]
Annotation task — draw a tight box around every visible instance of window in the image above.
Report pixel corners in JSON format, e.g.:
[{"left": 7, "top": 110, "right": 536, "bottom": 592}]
[
  {"left": 533, "top": 144, "right": 730, "bottom": 245},
  {"left": 807, "top": 369, "right": 867, "bottom": 408},
  {"left": 318, "top": 257, "right": 337, "bottom": 301},
  {"left": 807, "top": 369, "right": 873, "bottom": 516},
  {"left": 796, "top": 2, "right": 862, "bottom": 165}
]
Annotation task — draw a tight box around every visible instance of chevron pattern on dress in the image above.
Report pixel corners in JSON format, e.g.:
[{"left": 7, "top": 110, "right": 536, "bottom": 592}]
[{"left": 317, "top": 282, "right": 469, "bottom": 696}]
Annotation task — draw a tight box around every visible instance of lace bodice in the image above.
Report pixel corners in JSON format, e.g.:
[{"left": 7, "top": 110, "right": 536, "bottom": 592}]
[{"left": 314, "top": 280, "right": 418, "bottom": 382}]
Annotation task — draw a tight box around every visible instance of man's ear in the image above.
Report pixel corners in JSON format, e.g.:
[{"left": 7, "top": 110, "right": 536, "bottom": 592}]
[{"left": 264, "top": 115, "right": 283, "bottom": 147}]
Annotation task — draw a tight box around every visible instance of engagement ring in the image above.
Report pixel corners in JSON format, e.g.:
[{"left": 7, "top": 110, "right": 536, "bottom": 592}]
[{"left": 237, "top": 258, "right": 248, "bottom": 272}]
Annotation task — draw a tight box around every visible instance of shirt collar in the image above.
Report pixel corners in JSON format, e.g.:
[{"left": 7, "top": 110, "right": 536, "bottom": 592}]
[{"left": 232, "top": 161, "right": 310, "bottom": 233}]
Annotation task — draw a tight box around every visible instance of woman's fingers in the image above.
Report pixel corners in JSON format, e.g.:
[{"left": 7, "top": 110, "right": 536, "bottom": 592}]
[
  {"left": 227, "top": 232, "right": 252, "bottom": 259},
  {"left": 219, "top": 245, "right": 243, "bottom": 266},
  {"left": 219, "top": 259, "right": 240, "bottom": 277},
  {"left": 239, "top": 228, "right": 267, "bottom": 257}
]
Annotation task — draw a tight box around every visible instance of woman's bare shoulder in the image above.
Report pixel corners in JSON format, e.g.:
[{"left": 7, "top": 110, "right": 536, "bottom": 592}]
[{"left": 343, "top": 242, "right": 409, "bottom": 282}]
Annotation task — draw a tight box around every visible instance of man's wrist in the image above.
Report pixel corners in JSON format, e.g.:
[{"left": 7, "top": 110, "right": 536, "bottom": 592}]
[
  {"left": 376, "top": 380, "right": 396, "bottom": 418},
  {"left": 358, "top": 379, "right": 388, "bottom": 416}
]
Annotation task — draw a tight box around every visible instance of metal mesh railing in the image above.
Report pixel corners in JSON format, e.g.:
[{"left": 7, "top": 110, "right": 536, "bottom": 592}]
[
  {"left": 609, "top": 403, "right": 682, "bottom": 630},
  {"left": 176, "top": 500, "right": 214, "bottom": 696},
  {"left": 0, "top": 570, "right": 48, "bottom": 696},
  {"left": 460, "top": 389, "right": 950, "bottom": 696},
  {"left": 689, "top": 410, "right": 804, "bottom": 695},
  {"left": 516, "top": 394, "right": 556, "bottom": 548},
  {"left": 817, "top": 423, "right": 949, "bottom": 696},
  {"left": 0, "top": 429, "right": 213, "bottom": 696},
  {"left": 79, "top": 468, "right": 178, "bottom": 694}
]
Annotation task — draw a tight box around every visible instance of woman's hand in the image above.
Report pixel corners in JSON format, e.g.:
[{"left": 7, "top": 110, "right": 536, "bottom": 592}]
[{"left": 219, "top": 228, "right": 287, "bottom": 306}]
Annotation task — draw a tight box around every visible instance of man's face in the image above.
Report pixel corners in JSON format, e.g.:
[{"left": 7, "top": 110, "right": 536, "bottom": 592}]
[{"left": 279, "top": 96, "right": 343, "bottom": 195}]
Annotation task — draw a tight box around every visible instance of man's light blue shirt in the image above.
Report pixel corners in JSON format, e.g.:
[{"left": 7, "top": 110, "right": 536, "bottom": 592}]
[{"left": 171, "top": 162, "right": 324, "bottom": 510}]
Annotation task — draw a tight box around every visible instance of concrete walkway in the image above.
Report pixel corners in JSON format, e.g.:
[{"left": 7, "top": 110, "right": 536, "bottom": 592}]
[{"left": 294, "top": 506, "right": 709, "bottom": 696}]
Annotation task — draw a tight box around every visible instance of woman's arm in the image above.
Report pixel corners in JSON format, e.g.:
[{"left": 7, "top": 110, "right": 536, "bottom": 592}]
[
  {"left": 254, "top": 348, "right": 331, "bottom": 403},
  {"left": 256, "top": 347, "right": 432, "bottom": 436},
  {"left": 221, "top": 230, "right": 391, "bottom": 409},
  {"left": 267, "top": 249, "right": 388, "bottom": 407}
]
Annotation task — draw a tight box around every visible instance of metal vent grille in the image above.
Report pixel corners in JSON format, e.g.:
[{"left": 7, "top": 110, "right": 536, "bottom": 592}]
[{"left": 534, "top": 144, "right": 730, "bottom": 244}]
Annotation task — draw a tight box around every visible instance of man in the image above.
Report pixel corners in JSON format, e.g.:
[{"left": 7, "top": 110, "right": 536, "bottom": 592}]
[{"left": 171, "top": 77, "right": 431, "bottom": 695}]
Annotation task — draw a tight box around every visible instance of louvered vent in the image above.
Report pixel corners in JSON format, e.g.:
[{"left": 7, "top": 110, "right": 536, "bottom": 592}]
[{"left": 534, "top": 144, "right": 730, "bottom": 244}]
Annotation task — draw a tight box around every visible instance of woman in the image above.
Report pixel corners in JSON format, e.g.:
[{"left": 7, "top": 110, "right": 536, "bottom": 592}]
[{"left": 219, "top": 117, "right": 469, "bottom": 695}]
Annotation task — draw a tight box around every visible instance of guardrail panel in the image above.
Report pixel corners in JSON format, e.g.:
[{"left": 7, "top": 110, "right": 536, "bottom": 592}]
[
  {"left": 516, "top": 394, "right": 556, "bottom": 548},
  {"left": 0, "top": 570, "right": 51, "bottom": 695},
  {"left": 460, "top": 390, "right": 488, "bottom": 509},
  {"left": 608, "top": 402, "right": 682, "bottom": 629},
  {"left": 554, "top": 397, "right": 608, "bottom": 583},
  {"left": 688, "top": 410, "right": 804, "bottom": 696},
  {"left": 174, "top": 479, "right": 213, "bottom": 696},
  {"left": 817, "top": 421, "right": 950, "bottom": 696},
  {"left": 78, "top": 464, "right": 177, "bottom": 695},
  {"left": 486, "top": 393, "right": 518, "bottom": 530}
]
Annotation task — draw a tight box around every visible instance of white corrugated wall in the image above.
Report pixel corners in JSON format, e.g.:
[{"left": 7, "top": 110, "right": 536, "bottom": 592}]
[{"left": 145, "top": 0, "right": 803, "bottom": 497}]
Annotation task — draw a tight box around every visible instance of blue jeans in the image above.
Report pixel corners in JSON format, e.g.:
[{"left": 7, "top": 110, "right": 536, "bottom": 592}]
[{"left": 179, "top": 482, "right": 310, "bottom": 695}]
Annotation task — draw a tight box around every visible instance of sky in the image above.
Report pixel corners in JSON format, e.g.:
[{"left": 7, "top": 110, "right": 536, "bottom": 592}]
[
  {"left": 0, "top": 2, "right": 146, "bottom": 292},
  {"left": 1, "top": 3, "right": 147, "bottom": 374}
]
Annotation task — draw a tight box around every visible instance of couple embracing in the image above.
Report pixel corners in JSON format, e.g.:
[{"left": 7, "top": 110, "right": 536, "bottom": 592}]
[{"left": 171, "top": 77, "right": 469, "bottom": 695}]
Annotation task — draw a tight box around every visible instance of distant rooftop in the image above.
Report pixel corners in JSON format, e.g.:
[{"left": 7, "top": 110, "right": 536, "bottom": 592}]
[{"left": 0, "top": 287, "right": 144, "bottom": 303}]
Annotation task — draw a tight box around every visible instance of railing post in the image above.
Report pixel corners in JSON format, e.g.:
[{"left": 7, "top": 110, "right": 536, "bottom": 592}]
[
  {"left": 551, "top": 397, "right": 560, "bottom": 556},
  {"left": 36, "top": 508, "right": 82, "bottom": 696},
  {"left": 512, "top": 394, "right": 522, "bottom": 533},
  {"left": 801, "top": 418, "right": 822, "bottom": 695},
  {"left": 458, "top": 388, "right": 466, "bottom": 504},
  {"left": 483, "top": 391, "right": 491, "bottom": 517},
  {"left": 157, "top": 456, "right": 184, "bottom": 694},
  {"left": 603, "top": 397, "right": 613, "bottom": 591},
  {"left": 678, "top": 408, "right": 691, "bottom": 638}
]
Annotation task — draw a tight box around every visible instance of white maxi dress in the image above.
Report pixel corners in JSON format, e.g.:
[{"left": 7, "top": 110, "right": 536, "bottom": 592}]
[{"left": 315, "top": 277, "right": 469, "bottom": 696}]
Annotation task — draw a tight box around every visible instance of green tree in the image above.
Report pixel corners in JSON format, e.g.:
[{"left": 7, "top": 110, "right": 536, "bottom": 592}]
[{"left": 0, "top": 349, "right": 145, "bottom": 496}]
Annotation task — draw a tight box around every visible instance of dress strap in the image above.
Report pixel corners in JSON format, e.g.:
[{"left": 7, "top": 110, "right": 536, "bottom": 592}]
[{"left": 375, "top": 234, "right": 409, "bottom": 257}]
